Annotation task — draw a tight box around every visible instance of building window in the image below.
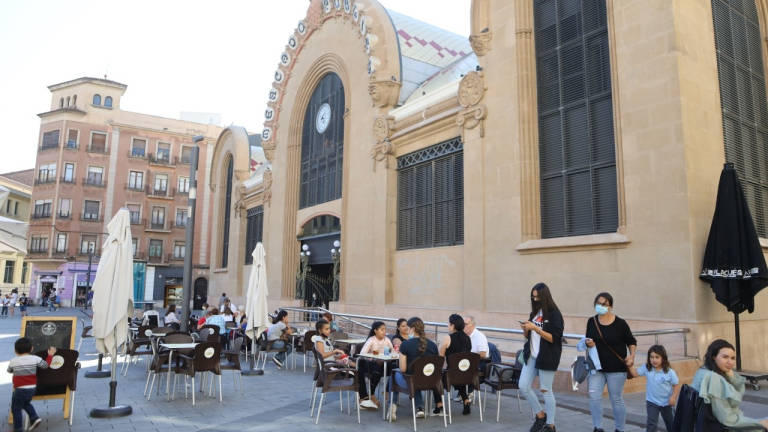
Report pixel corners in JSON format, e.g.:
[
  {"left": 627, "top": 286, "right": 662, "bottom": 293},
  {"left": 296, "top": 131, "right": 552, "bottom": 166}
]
[
  {"left": 59, "top": 98, "right": 64, "bottom": 108},
  {"left": 177, "top": 176, "right": 189, "bottom": 194},
  {"left": 21, "top": 262, "right": 27, "bottom": 284},
  {"left": 104, "top": 96, "right": 113, "bottom": 107},
  {"left": 154, "top": 174, "right": 168, "bottom": 194},
  {"left": 132, "top": 238, "right": 138, "bottom": 257},
  {"left": 30, "top": 236, "right": 48, "bottom": 253},
  {"left": 41, "top": 130, "right": 59, "bottom": 150},
  {"left": 131, "top": 138, "right": 146, "bottom": 157},
  {"left": 127, "top": 204, "right": 141, "bottom": 224},
  {"left": 175, "top": 208, "right": 188, "bottom": 227},
  {"left": 63, "top": 163, "right": 75, "bottom": 183},
  {"left": 397, "top": 138, "right": 464, "bottom": 250},
  {"left": 89, "top": 132, "right": 107, "bottom": 153},
  {"left": 33, "top": 200, "right": 52, "bottom": 218},
  {"left": 151, "top": 206, "right": 165, "bottom": 229},
  {"left": 712, "top": 0, "right": 768, "bottom": 236},
  {"left": 72, "top": 95, "right": 77, "bottom": 106},
  {"left": 80, "top": 235, "right": 97, "bottom": 254},
  {"left": 300, "top": 73, "right": 345, "bottom": 209},
  {"left": 66, "top": 96, "right": 70, "bottom": 107},
  {"left": 37, "top": 163, "right": 56, "bottom": 183},
  {"left": 87, "top": 166, "right": 104, "bottom": 185},
  {"left": 3, "top": 261, "right": 14, "bottom": 283},
  {"left": 128, "top": 171, "right": 144, "bottom": 190},
  {"left": 149, "top": 239, "right": 163, "bottom": 258},
  {"left": 534, "top": 0, "right": 618, "bottom": 238},
  {"left": 173, "top": 242, "right": 185, "bottom": 259},
  {"left": 5, "top": 200, "right": 10, "bottom": 214},
  {"left": 83, "top": 200, "right": 100, "bottom": 220},
  {"left": 221, "top": 157, "right": 233, "bottom": 268},
  {"left": 55, "top": 233, "right": 67, "bottom": 253},
  {"left": 66, "top": 129, "right": 78, "bottom": 149},
  {"left": 13, "top": 202, "right": 18, "bottom": 216},
  {"left": 244, "top": 206, "right": 264, "bottom": 265},
  {"left": 92, "top": 94, "right": 101, "bottom": 105},
  {"left": 180, "top": 146, "right": 193, "bottom": 164},
  {"left": 58, "top": 198, "right": 71, "bottom": 218},
  {"left": 157, "top": 142, "right": 171, "bottom": 162}
]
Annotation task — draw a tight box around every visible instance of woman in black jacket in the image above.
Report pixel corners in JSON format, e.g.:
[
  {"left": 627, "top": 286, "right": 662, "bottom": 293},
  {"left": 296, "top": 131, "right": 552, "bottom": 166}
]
[{"left": 519, "top": 282, "right": 564, "bottom": 432}]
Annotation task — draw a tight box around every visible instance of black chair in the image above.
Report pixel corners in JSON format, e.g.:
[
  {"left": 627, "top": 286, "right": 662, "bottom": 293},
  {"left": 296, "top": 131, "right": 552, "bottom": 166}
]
[
  {"left": 220, "top": 337, "right": 243, "bottom": 392},
  {"left": 121, "top": 325, "right": 153, "bottom": 376},
  {"left": 311, "top": 346, "right": 360, "bottom": 425},
  {"left": 482, "top": 359, "right": 523, "bottom": 422},
  {"left": 256, "top": 333, "right": 288, "bottom": 369},
  {"left": 389, "top": 356, "right": 447, "bottom": 431},
  {"left": 178, "top": 342, "right": 222, "bottom": 405},
  {"left": 444, "top": 352, "right": 483, "bottom": 423},
  {"left": 297, "top": 330, "right": 317, "bottom": 373}
]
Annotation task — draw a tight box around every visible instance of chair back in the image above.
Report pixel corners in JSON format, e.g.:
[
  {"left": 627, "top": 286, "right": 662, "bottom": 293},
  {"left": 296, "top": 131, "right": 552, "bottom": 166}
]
[
  {"left": 200, "top": 324, "right": 220, "bottom": 338},
  {"left": 35, "top": 349, "right": 80, "bottom": 394},
  {"left": 445, "top": 352, "right": 480, "bottom": 387},
  {"left": 225, "top": 321, "right": 236, "bottom": 330},
  {"left": 137, "top": 325, "right": 153, "bottom": 339},
  {"left": 302, "top": 330, "right": 317, "bottom": 352},
  {"left": 192, "top": 342, "right": 221, "bottom": 374},
  {"left": 409, "top": 355, "right": 445, "bottom": 393},
  {"left": 146, "top": 314, "right": 159, "bottom": 328}
]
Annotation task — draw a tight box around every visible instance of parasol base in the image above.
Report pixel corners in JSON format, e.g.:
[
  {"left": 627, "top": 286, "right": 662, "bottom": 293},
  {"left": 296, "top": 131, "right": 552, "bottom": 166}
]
[
  {"left": 241, "top": 369, "right": 264, "bottom": 376},
  {"left": 89, "top": 405, "right": 132, "bottom": 418},
  {"left": 84, "top": 371, "right": 111, "bottom": 378}
]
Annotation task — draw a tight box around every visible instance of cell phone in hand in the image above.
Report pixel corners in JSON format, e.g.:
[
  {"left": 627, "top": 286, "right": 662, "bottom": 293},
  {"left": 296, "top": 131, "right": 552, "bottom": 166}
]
[{"left": 518, "top": 320, "right": 527, "bottom": 324}]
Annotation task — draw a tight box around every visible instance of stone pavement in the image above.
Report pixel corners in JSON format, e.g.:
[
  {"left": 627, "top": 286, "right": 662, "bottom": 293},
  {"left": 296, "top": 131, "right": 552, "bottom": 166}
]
[{"left": 0, "top": 308, "right": 764, "bottom": 432}]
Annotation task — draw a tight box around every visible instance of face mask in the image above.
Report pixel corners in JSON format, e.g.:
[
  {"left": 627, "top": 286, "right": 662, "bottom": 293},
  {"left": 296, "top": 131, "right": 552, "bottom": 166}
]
[
  {"left": 532, "top": 300, "right": 542, "bottom": 309},
  {"left": 595, "top": 304, "right": 609, "bottom": 315}
]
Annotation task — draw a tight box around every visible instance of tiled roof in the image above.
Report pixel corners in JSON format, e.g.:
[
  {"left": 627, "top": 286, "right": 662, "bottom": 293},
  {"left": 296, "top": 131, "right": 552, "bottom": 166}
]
[{"left": 0, "top": 169, "right": 34, "bottom": 187}]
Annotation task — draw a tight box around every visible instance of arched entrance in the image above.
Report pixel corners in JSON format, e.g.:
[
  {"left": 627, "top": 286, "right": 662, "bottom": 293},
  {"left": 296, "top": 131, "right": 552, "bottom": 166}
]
[
  {"left": 193, "top": 277, "right": 208, "bottom": 310},
  {"left": 297, "top": 215, "right": 340, "bottom": 309}
]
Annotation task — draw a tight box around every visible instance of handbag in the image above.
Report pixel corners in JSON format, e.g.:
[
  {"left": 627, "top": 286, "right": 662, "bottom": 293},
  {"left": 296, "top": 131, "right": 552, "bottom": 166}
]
[
  {"left": 592, "top": 317, "right": 633, "bottom": 380},
  {"left": 571, "top": 355, "right": 591, "bottom": 387}
]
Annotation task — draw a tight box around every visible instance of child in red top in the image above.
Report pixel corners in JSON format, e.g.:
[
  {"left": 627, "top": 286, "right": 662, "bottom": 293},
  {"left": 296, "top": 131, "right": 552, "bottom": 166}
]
[{"left": 7, "top": 337, "right": 55, "bottom": 431}]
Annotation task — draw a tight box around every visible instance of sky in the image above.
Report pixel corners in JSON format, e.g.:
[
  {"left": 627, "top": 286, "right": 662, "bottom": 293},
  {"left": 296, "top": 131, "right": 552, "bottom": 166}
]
[{"left": 0, "top": 0, "right": 471, "bottom": 174}]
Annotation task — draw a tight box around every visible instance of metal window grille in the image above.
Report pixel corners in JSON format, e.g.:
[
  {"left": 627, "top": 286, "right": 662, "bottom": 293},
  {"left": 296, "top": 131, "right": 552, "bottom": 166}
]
[
  {"left": 535, "top": 0, "right": 618, "bottom": 238},
  {"left": 42, "top": 130, "right": 59, "bottom": 149},
  {"left": 245, "top": 206, "right": 264, "bottom": 265},
  {"left": 299, "top": 73, "right": 345, "bottom": 209},
  {"left": 712, "top": 0, "right": 768, "bottom": 237},
  {"left": 221, "top": 158, "right": 233, "bottom": 267},
  {"left": 397, "top": 137, "right": 464, "bottom": 250}
]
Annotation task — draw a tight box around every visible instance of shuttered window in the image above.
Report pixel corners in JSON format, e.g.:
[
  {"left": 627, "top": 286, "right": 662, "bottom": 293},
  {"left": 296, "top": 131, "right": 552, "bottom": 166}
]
[
  {"left": 245, "top": 206, "right": 264, "bottom": 265},
  {"left": 712, "top": 0, "right": 768, "bottom": 237},
  {"left": 534, "top": 0, "right": 618, "bottom": 238},
  {"left": 221, "top": 157, "right": 233, "bottom": 268},
  {"left": 397, "top": 138, "right": 463, "bottom": 250}
]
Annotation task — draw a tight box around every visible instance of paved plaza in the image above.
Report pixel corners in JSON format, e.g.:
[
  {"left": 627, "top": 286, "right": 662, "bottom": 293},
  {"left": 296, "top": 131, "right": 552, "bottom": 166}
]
[{"left": 0, "top": 308, "right": 765, "bottom": 432}]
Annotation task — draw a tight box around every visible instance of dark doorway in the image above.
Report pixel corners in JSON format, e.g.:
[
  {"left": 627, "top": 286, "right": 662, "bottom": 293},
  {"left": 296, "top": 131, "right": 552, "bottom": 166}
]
[
  {"left": 193, "top": 278, "right": 208, "bottom": 310},
  {"left": 305, "top": 263, "right": 333, "bottom": 310}
]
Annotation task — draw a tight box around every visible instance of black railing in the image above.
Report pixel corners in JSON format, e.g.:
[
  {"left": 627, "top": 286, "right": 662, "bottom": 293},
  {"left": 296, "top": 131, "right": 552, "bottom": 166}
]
[
  {"left": 31, "top": 213, "right": 51, "bottom": 219},
  {"left": 148, "top": 153, "right": 177, "bottom": 166},
  {"left": 79, "top": 214, "right": 103, "bottom": 223},
  {"left": 38, "top": 144, "right": 59, "bottom": 152},
  {"left": 148, "top": 254, "right": 163, "bottom": 263},
  {"left": 125, "top": 183, "right": 146, "bottom": 192},
  {"left": 86, "top": 145, "right": 108, "bottom": 154},
  {"left": 83, "top": 177, "right": 106, "bottom": 187},
  {"left": 130, "top": 217, "right": 146, "bottom": 226},
  {"left": 57, "top": 212, "right": 71, "bottom": 219},
  {"left": 128, "top": 150, "right": 147, "bottom": 159},
  {"left": 34, "top": 177, "right": 56, "bottom": 186},
  {"left": 64, "top": 141, "right": 78, "bottom": 150}
]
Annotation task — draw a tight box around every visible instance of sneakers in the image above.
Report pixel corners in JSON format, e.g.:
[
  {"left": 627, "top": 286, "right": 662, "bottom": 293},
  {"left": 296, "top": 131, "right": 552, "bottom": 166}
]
[
  {"left": 28, "top": 418, "right": 42, "bottom": 431},
  {"left": 530, "top": 414, "right": 547, "bottom": 432},
  {"left": 389, "top": 404, "right": 397, "bottom": 421},
  {"left": 462, "top": 403, "right": 471, "bottom": 415},
  {"left": 272, "top": 357, "right": 283, "bottom": 368},
  {"left": 370, "top": 394, "right": 380, "bottom": 408},
  {"left": 454, "top": 391, "right": 474, "bottom": 403},
  {"left": 453, "top": 394, "right": 463, "bottom": 402},
  {"left": 360, "top": 398, "right": 378, "bottom": 409},
  {"left": 416, "top": 407, "right": 425, "bottom": 418},
  {"left": 593, "top": 429, "right": 605, "bottom": 432},
  {"left": 431, "top": 405, "right": 443, "bottom": 416}
]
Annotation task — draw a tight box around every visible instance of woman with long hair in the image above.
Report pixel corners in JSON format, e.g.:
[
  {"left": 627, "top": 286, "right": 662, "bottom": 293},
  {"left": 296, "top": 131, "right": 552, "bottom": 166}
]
[
  {"left": 388, "top": 317, "right": 437, "bottom": 421},
  {"left": 692, "top": 339, "right": 768, "bottom": 430},
  {"left": 266, "top": 310, "right": 293, "bottom": 368},
  {"left": 164, "top": 304, "right": 180, "bottom": 329},
  {"left": 432, "top": 313, "right": 473, "bottom": 416},
  {"left": 519, "top": 283, "right": 564, "bottom": 432},
  {"left": 390, "top": 318, "right": 409, "bottom": 349}
]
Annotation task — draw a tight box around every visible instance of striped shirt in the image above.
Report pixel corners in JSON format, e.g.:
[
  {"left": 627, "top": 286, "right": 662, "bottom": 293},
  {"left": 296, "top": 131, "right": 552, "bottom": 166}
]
[{"left": 7, "top": 354, "right": 52, "bottom": 389}]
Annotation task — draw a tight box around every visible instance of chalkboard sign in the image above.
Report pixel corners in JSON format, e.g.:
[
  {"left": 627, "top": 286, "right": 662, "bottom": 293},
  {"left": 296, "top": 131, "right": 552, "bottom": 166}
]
[{"left": 21, "top": 317, "right": 77, "bottom": 351}]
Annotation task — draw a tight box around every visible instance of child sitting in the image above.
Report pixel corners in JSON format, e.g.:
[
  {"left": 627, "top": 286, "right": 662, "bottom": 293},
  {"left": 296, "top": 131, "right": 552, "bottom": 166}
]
[
  {"left": 7, "top": 337, "right": 56, "bottom": 431},
  {"left": 312, "top": 319, "right": 353, "bottom": 367}
]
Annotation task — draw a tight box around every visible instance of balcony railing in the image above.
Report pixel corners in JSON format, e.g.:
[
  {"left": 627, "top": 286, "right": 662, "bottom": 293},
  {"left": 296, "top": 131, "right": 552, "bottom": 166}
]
[
  {"left": 147, "top": 187, "right": 174, "bottom": 199},
  {"left": 34, "top": 177, "right": 56, "bottom": 186},
  {"left": 168, "top": 253, "right": 185, "bottom": 262},
  {"left": 64, "top": 140, "right": 79, "bottom": 151},
  {"left": 80, "top": 214, "right": 103, "bottom": 223},
  {"left": 130, "top": 217, "right": 146, "bottom": 226},
  {"left": 147, "top": 220, "right": 167, "bottom": 231},
  {"left": 57, "top": 212, "right": 71, "bottom": 219},
  {"left": 60, "top": 176, "right": 76, "bottom": 185},
  {"left": 128, "top": 149, "right": 147, "bottom": 159},
  {"left": 173, "top": 221, "right": 187, "bottom": 229},
  {"left": 86, "top": 145, "right": 108, "bottom": 154},
  {"left": 133, "top": 252, "right": 147, "bottom": 261},
  {"left": 148, "top": 153, "right": 176, "bottom": 167},
  {"left": 31, "top": 212, "right": 51, "bottom": 219},
  {"left": 125, "top": 183, "right": 146, "bottom": 192},
  {"left": 78, "top": 249, "right": 101, "bottom": 256},
  {"left": 38, "top": 144, "right": 59, "bottom": 152},
  {"left": 83, "top": 177, "right": 106, "bottom": 188},
  {"left": 28, "top": 248, "right": 48, "bottom": 255},
  {"left": 148, "top": 254, "right": 164, "bottom": 264}
]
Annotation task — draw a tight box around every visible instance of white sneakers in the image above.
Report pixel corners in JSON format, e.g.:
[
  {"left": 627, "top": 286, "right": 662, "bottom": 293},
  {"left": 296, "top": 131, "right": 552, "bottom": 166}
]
[
  {"left": 360, "top": 399, "right": 378, "bottom": 409},
  {"left": 389, "top": 404, "right": 397, "bottom": 421}
]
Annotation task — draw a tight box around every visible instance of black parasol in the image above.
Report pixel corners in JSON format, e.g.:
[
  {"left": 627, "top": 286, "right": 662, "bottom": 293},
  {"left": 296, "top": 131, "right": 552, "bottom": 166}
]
[{"left": 700, "top": 163, "right": 768, "bottom": 370}]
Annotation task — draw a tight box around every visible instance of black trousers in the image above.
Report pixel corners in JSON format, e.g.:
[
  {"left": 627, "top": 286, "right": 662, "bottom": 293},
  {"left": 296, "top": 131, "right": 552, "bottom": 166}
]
[
  {"left": 646, "top": 401, "right": 674, "bottom": 432},
  {"left": 357, "top": 358, "right": 384, "bottom": 397}
]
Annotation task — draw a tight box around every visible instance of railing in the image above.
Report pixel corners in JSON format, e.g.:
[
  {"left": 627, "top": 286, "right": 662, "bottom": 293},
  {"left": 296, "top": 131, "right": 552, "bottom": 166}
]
[
  {"left": 146, "top": 221, "right": 168, "bottom": 231},
  {"left": 128, "top": 150, "right": 147, "bottom": 159},
  {"left": 133, "top": 252, "right": 147, "bottom": 261},
  {"left": 148, "top": 153, "right": 176, "bottom": 167},
  {"left": 34, "top": 177, "right": 56, "bottom": 186},
  {"left": 167, "top": 253, "right": 184, "bottom": 262},
  {"left": 86, "top": 146, "right": 108, "bottom": 154},
  {"left": 125, "top": 183, "right": 146, "bottom": 192},
  {"left": 64, "top": 141, "right": 78, "bottom": 150},
  {"left": 57, "top": 212, "right": 71, "bottom": 219},
  {"left": 173, "top": 221, "right": 187, "bottom": 229},
  {"left": 130, "top": 217, "right": 146, "bottom": 226},
  {"left": 82, "top": 177, "right": 106, "bottom": 187},
  {"left": 79, "top": 214, "right": 103, "bottom": 223},
  {"left": 38, "top": 144, "right": 59, "bottom": 152},
  {"left": 77, "top": 249, "right": 101, "bottom": 256},
  {"left": 147, "top": 188, "right": 173, "bottom": 199},
  {"left": 60, "top": 176, "right": 76, "bottom": 184},
  {"left": 280, "top": 306, "right": 696, "bottom": 361},
  {"left": 148, "top": 254, "right": 163, "bottom": 264},
  {"left": 28, "top": 249, "right": 48, "bottom": 255},
  {"left": 31, "top": 213, "right": 51, "bottom": 219}
]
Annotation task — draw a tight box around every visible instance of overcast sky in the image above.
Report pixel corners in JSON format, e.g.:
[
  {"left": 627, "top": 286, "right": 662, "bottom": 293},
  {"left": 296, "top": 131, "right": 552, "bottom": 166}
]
[{"left": 0, "top": 0, "right": 470, "bottom": 174}]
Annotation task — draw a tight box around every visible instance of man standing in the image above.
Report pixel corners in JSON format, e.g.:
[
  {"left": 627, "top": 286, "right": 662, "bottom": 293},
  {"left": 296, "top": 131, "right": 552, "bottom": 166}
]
[
  {"left": 9, "top": 289, "right": 18, "bottom": 317},
  {"left": 463, "top": 315, "right": 489, "bottom": 401}
]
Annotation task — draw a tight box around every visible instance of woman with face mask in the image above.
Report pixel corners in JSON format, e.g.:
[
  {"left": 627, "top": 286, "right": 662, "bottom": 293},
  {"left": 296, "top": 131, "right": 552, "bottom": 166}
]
[{"left": 584, "top": 292, "right": 637, "bottom": 432}]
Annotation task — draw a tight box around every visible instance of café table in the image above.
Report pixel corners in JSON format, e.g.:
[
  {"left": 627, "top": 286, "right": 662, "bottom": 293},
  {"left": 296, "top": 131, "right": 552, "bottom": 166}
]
[
  {"left": 357, "top": 352, "right": 400, "bottom": 420},
  {"left": 289, "top": 328, "right": 310, "bottom": 370},
  {"left": 160, "top": 342, "right": 198, "bottom": 400}
]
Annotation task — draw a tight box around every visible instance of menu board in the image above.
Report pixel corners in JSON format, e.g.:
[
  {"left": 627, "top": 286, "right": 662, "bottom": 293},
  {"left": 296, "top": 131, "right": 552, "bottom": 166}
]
[{"left": 21, "top": 316, "right": 77, "bottom": 351}]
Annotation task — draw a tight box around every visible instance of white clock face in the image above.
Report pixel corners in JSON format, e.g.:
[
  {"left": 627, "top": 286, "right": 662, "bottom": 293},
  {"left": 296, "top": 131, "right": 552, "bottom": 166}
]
[{"left": 315, "top": 103, "right": 331, "bottom": 134}]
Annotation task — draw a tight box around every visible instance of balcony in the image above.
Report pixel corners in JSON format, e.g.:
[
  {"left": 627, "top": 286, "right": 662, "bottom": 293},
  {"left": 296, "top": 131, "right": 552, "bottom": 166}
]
[
  {"left": 64, "top": 141, "right": 79, "bottom": 151},
  {"left": 86, "top": 145, "right": 108, "bottom": 155},
  {"left": 167, "top": 253, "right": 185, "bottom": 262},
  {"left": 52, "top": 249, "right": 69, "bottom": 259},
  {"left": 130, "top": 217, "right": 146, "bottom": 226},
  {"left": 147, "top": 187, "right": 174, "bottom": 200},
  {"left": 60, "top": 176, "right": 76, "bottom": 185},
  {"left": 83, "top": 177, "right": 106, "bottom": 188},
  {"left": 125, "top": 183, "right": 146, "bottom": 193},
  {"left": 173, "top": 221, "right": 187, "bottom": 229},
  {"left": 57, "top": 212, "right": 71, "bottom": 220},
  {"left": 127, "top": 149, "right": 147, "bottom": 160},
  {"left": 133, "top": 252, "right": 147, "bottom": 261},
  {"left": 78, "top": 249, "right": 101, "bottom": 256},
  {"left": 148, "top": 254, "right": 164, "bottom": 264},
  {"left": 31, "top": 212, "right": 51, "bottom": 220},
  {"left": 28, "top": 249, "right": 48, "bottom": 257},
  {"left": 80, "top": 214, "right": 103, "bottom": 223},
  {"left": 146, "top": 220, "right": 169, "bottom": 232},
  {"left": 148, "top": 153, "right": 176, "bottom": 167},
  {"left": 38, "top": 144, "right": 59, "bottom": 152},
  {"left": 174, "top": 187, "right": 189, "bottom": 198},
  {"left": 34, "top": 177, "right": 56, "bottom": 186}
]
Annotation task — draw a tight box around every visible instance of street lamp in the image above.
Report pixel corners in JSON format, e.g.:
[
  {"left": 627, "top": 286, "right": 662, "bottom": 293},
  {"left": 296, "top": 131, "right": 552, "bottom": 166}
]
[
  {"left": 180, "top": 134, "right": 204, "bottom": 332},
  {"left": 330, "top": 240, "right": 340, "bottom": 303}
]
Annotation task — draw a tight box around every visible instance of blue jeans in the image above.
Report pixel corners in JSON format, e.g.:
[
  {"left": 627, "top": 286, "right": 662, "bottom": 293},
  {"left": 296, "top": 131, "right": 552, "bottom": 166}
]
[
  {"left": 272, "top": 340, "right": 292, "bottom": 362},
  {"left": 11, "top": 388, "right": 38, "bottom": 431},
  {"left": 518, "top": 355, "right": 557, "bottom": 424},
  {"left": 390, "top": 371, "right": 424, "bottom": 408},
  {"left": 588, "top": 371, "right": 627, "bottom": 431}
]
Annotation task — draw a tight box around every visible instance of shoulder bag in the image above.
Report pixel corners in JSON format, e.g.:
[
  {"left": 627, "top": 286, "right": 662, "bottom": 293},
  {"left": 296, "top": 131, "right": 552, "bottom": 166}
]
[{"left": 593, "top": 317, "right": 633, "bottom": 380}]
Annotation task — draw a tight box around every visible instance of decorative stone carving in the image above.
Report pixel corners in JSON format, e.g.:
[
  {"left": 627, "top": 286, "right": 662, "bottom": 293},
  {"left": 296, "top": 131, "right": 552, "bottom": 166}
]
[
  {"left": 469, "top": 31, "right": 492, "bottom": 56},
  {"left": 234, "top": 185, "right": 247, "bottom": 217},
  {"left": 262, "top": 169, "right": 273, "bottom": 206},
  {"left": 370, "top": 116, "right": 395, "bottom": 170},
  {"left": 457, "top": 71, "right": 485, "bottom": 108},
  {"left": 372, "top": 116, "right": 390, "bottom": 142},
  {"left": 368, "top": 80, "right": 400, "bottom": 108},
  {"left": 456, "top": 105, "right": 488, "bottom": 138}
]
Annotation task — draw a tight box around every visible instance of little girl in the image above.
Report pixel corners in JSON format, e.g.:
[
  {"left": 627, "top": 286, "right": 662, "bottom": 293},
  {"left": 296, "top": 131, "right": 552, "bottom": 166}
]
[
  {"left": 630, "top": 345, "right": 680, "bottom": 432},
  {"left": 358, "top": 321, "right": 393, "bottom": 409},
  {"left": 312, "top": 319, "right": 352, "bottom": 366}
]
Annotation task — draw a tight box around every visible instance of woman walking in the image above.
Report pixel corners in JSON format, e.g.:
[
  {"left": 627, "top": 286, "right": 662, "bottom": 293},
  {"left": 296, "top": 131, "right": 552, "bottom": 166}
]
[
  {"left": 519, "top": 282, "right": 564, "bottom": 432},
  {"left": 584, "top": 292, "right": 636, "bottom": 432}
]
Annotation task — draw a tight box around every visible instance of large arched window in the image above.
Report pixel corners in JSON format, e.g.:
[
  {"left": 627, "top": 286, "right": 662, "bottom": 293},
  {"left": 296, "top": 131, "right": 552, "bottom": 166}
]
[
  {"left": 220, "top": 157, "right": 233, "bottom": 267},
  {"left": 299, "top": 73, "right": 345, "bottom": 209},
  {"left": 534, "top": 0, "right": 618, "bottom": 238},
  {"left": 712, "top": 0, "right": 768, "bottom": 236}
]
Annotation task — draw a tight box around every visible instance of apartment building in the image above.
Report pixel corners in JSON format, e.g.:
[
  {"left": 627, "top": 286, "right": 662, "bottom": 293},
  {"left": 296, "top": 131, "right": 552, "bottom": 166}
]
[
  {"left": 28, "top": 77, "right": 221, "bottom": 307},
  {"left": 0, "top": 170, "right": 34, "bottom": 296}
]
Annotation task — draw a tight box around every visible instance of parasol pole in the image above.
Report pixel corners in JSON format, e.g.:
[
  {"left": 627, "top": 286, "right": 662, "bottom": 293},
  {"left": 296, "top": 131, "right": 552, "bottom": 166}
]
[
  {"left": 90, "top": 328, "right": 133, "bottom": 417},
  {"left": 734, "top": 311, "right": 742, "bottom": 371}
]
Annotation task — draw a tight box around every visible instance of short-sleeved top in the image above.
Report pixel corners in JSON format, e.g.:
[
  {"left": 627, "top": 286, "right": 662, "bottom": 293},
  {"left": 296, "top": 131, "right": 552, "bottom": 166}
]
[
  {"left": 585, "top": 316, "right": 637, "bottom": 373},
  {"left": 399, "top": 337, "right": 438, "bottom": 374},
  {"left": 361, "top": 336, "right": 394, "bottom": 355},
  {"left": 267, "top": 321, "right": 287, "bottom": 341},
  {"left": 311, "top": 335, "right": 336, "bottom": 363},
  {"left": 165, "top": 312, "right": 180, "bottom": 324},
  {"left": 637, "top": 366, "right": 679, "bottom": 406},
  {"left": 468, "top": 329, "right": 489, "bottom": 356},
  {"left": 204, "top": 314, "right": 228, "bottom": 334}
]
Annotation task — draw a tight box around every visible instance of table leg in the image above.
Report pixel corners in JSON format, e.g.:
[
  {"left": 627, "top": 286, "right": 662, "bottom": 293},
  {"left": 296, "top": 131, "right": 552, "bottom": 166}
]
[
  {"left": 166, "top": 350, "right": 173, "bottom": 401},
  {"left": 381, "top": 361, "right": 387, "bottom": 421}
]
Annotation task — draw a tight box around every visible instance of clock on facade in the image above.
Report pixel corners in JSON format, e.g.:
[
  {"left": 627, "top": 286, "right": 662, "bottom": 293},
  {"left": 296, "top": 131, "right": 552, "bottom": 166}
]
[{"left": 315, "top": 102, "right": 331, "bottom": 133}]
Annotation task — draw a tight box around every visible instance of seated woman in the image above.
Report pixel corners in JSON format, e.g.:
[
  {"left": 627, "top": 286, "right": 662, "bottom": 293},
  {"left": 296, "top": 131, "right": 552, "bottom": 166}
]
[
  {"left": 222, "top": 307, "right": 235, "bottom": 323},
  {"left": 390, "top": 318, "right": 409, "bottom": 350},
  {"left": 358, "top": 321, "right": 394, "bottom": 409},
  {"left": 164, "top": 305, "right": 180, "bottom": 330},
  {"left": 266, "top": 310, "right": 293, "bottom": 368},
  {"left": 312, "top": 319, "right": 351, "bottom": 366},
  {"left": 691, "top": 339, "right": 768, "bottom": 431},
  {"left": 389, "top": 317, "right": 438, "bottom": 421},
  {"left": 432, "top": 314, "right": 473, "bottom": 416}
]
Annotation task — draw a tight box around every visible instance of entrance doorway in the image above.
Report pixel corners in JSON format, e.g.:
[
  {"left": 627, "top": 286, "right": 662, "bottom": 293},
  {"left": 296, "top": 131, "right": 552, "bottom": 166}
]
[
  {"left": 41, "top": 282, "right": 54, "bottom": 306},
  {"left": 297, "top": 214, "right": 340, "bottom": 310},
  {"left": 193, "top": 278, "right": 208, "bottom": 310},
  {"left": 305, "top": 263, "right": 333, "bottom": 309}
]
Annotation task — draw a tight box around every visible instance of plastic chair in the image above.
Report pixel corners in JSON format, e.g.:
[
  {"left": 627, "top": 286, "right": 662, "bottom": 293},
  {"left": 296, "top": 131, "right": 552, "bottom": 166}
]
[
  {"left": 296, "top": 330, "right": 317, "bottom": 372},
  {"left": 76, "top": 324, "right": 92, "bottom": 352},
  {"left": 444, "top": 352, "right": 483, "bottom": 423},
  {"left": 482, "top": 360, "right": 523, "bottom": 422},
  {"left": 256, "top": 333, "right": 288, "bottom": 369},
  {"left": 389, "top": 356, "right": 447, "bottom": 431},
  {"left": 121, "top": 325, "right": 153, "bottom": 376},
  {"left": 310, "top": 346, "right": 360, "bottom": 425},
  {"left": 177, "top": 342, "right": 222, "bottom": 405},
  {"left": 220, "top": 337, "right": 243, "bottom": 392}
]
